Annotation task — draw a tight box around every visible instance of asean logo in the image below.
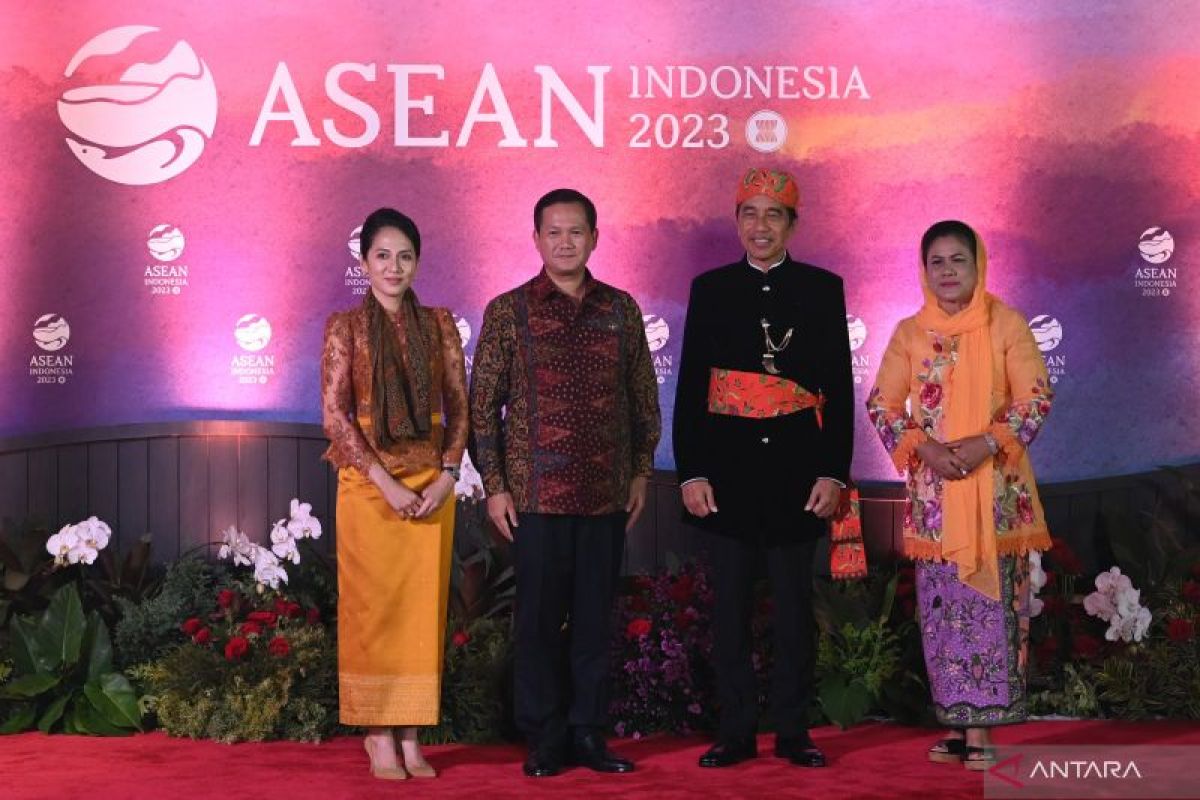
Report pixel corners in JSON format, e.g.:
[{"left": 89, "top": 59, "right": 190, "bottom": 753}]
[
  {"left": 1137, "top": 227, "right": 1173, "bottom": 264},
  {"left": 234, "top": 314, "right": 272, "bottom": 352},
  {"left": 846, "top": 315, "right": 867, "bottom": 351},
  {"left": 33, "top": 314, "right": 71, "bottom": 352},
  {"left": 745, "top": 110, "right": 787, "bottom": 154},
  {"left": 348, "top": 226, "right": 363, "bottom": 261},
  {"left": 1028, "top": 315, "right": 1062, "bottom": 352},
  {"left": 147, "top": 224, "right": 185, "bottom": 261},
  {"left": 643, "top": 315, "right": 670, "bottom": 352},
  {"left": 454, "top": 315, "right": 472, "bottom": 350},
  {"left": 58, "top": 26, "right": 217, "bottom": 185}
]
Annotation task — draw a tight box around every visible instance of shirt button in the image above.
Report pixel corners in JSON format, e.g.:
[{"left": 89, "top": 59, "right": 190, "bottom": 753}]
[
  {"left": 761, "top": 437, "right": 770, "bottom": 444},
  {"left": 762, "top": 285, "right": 771, "bottom": 292}
]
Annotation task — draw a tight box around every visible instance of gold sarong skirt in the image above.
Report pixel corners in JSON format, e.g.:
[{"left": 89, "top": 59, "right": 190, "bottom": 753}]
[{"left": 336, "top": 466, "right": 454, "bottom": 726}]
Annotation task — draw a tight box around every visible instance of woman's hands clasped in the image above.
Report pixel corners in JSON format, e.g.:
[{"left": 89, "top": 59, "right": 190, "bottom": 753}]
[
  {"left": 917, "top": 434, "right": 994, "bottom": 480},
  {"left": 376, "top": 468, "right": 455, "bottom": 520}
]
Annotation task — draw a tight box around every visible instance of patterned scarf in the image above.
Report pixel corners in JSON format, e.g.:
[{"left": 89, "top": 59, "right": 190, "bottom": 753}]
[
  {"left": 914, "top": 233, "right": 999, "bottom": 600},
  {"left": 366, "top": 289, "right": 432, "bottom": 448}
]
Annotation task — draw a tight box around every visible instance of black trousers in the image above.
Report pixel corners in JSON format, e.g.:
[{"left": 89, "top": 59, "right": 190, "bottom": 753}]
[
  {"left": 707, "top": 532, "right": 818, "bottom": 741},
  {"left": 512, "top": 512, "right": 625, "bottom": 751}
]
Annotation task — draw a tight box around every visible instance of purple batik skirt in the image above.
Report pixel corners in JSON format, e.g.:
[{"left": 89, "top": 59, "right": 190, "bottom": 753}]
[{"left": 916, "top": 555, "right": 1031, "bottom": 727}]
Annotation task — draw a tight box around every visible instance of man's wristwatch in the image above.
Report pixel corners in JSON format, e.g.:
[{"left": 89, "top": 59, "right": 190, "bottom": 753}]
[{"left": 442, "top": 463, "right": 461, "bottom": 481}]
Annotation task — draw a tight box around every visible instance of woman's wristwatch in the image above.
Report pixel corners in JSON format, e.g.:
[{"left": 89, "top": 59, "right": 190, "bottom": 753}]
[
  {"left": 442, "top": 463, "right": 461, "bottom": 481},
  {"left": 982, "top": 432, "right": 999, "bottom": 455}
]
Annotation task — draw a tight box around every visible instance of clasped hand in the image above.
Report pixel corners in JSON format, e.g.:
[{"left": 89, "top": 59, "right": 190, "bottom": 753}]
[
  {"left": 918, "top": 434, "right": 993, "bottom": 480},
  {"left": 382, "top": 472, "right": 454, "bottom": 519}
]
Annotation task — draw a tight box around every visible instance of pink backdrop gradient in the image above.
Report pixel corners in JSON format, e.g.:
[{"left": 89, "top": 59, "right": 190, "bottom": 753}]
[{"left": 2, "top": 1, "right": 1198, "bottom": 481}]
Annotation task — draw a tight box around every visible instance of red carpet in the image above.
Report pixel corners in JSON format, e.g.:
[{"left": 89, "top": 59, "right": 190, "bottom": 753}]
[{"left": 2, "top": 721, "right": 1198, "bottom": 799}]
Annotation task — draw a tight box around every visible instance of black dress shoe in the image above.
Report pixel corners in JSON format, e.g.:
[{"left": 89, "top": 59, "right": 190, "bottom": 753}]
[
  {"left": 775, "top": 735, "right": 827, "bottom": 768},
  {"left": 698, "top": 738, "right": 757, "bottom": 768},
  {"left": 569, "top": 732, "right": 635, "bottom": 773},
  {"left": 523, "top": 750, "right": 561, "bottom": 778}
]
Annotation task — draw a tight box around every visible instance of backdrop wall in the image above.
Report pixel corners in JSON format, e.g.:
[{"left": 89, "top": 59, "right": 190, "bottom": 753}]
[{"left": 2, "top": 1, "right": 1198, "bottom": 482}]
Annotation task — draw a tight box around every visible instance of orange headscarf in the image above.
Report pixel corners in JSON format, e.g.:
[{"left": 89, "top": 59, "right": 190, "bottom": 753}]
[{"left": 914, "top": 229, "right": 1000, "bottom": 600}]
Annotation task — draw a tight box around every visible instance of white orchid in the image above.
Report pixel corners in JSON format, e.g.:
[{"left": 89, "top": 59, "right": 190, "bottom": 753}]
[
  {"left": 1029, "top": 597, "right": 1045, "bottom": 617},
  {"left": 46, "top": 524, "right": 80, "bottom": 566},
  {"left": 286, "top": 498, "right": 322, "bottom": 540},
  {"left": 45, "top": 517, "right": 114, "bottom": 567},
  {"left": 1028, "top": 551, "right": 1048, "bottom": 618},
  {"left": 217, "top": 525, "right": 255, "bottom": 567},
  {"left": 455, "top": 452, "right": 485, "bottom": 500},
  {"left": 252, "top": 545, "right": 288, "bottom": 590},
  {"left": 270, "top": 519, "right": 301, "bottom": 564},
  {"left": 1084, "top": 565, "right": 1153, "bottom": 643}
]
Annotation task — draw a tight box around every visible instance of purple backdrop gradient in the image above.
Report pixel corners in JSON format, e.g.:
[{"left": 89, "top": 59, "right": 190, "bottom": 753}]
[{"left": 1, "top": 1, "right": 1198, "bottom": 481}]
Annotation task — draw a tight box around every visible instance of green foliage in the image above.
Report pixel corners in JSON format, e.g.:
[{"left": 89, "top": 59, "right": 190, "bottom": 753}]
[
  {"left": 0, "top": 583, "right": 143, "bottom": 735},
  {"left": 449, "top": 499, "right": 515, "bottom": 622},
  {"left": 1029, "top": 662, "right": 1101, "bottom": 718},
  {"left": 422, "top": 616, "right": 514, "bottom": 744},
  {"left": 112, "top": 558, "right": 226, "bottom": 669},
  {"left": 1094, "top": 636, "right": 1200, "bottom": 719},
  {"left": 141, "top": 602, "right": 338, "bottom": 743},
  {"left": 812, "top": 573, "right": 909, "bottom": 729}
]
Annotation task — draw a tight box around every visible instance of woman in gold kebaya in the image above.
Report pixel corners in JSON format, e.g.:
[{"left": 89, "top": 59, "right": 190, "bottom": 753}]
[
  {"left": 321, "top": 207, "right": 468, "bottom": 780},
  {"left": 866, "top": 220, "right": 1053, "bottom": 769}
]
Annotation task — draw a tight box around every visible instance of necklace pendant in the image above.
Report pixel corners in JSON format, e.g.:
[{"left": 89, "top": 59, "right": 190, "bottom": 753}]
[{"left": 762, "top": 353, "right": 780, "bottom": 375}]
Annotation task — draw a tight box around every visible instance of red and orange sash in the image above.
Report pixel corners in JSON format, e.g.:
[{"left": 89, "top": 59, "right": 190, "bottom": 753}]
[{"left": 706, "top": 368, "right": 866, "bottom": 581}]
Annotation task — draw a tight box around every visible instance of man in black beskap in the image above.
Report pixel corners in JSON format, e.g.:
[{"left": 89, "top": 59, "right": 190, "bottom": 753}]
[{"left": 673, "top": 167, "right": 853, "bottom": 769}]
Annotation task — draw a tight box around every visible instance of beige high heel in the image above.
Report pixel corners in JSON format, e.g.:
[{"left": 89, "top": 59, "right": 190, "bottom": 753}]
[
  {"left": 403, "top": 759, "right": 437, "bottom": 779},
  {"left": 364, "top": 738, "right": 408, "bottom": 780}
]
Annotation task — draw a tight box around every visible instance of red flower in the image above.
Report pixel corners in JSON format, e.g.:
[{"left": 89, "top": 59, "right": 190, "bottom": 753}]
[
  {"left": 181, "top": 617, "right": 203, "bottom": 636},
  {"left": 193, "top": 627, "right": 212, "bottom": 645},
  {"left": 224, "top": 636, "right": 250, "bottom": 660},
  {"left": 267, "top": 636, "right": 291, "bottom": 657},
  {"left": 1167, "top": 618, "right": 1195, "bottom": 643},
  {"left": 239, "top": 621, "right": 264, "bottom": 637},
  {"left": 919, "top": 382, "right": 943, "bottom": 410},
  {"left": 451, "top": 630, "right": 471, "bottom": 647},
  {"left": 272, "top": 599, "right": 303, "bottom": 618},
  {"left": 247, "top": 610, "right": 278, "bottom": 626},
  {"left": 217, "top": 589, "right": 237, "bottom": 609},
  {"left": 628, "top": 595, "right": 650, "bottom": 613},
  {"left": 668, "top": 574, "right": 696, "bottom": 605},
  {"left": 1183, "top": 581, "right": 1200, "bottom": 606},
  {"left": 306, "top": 607, "right": 321, "bottom": 626},
  {"left": 1071, "top": 633, "right": 1101, "bottom": 661},
  {"left": 673, "top": 611, "right": 693, "bottom": 631},
  {"left": 632, "top": 575, "right": 654, "bottom": 591},
  {"left": 625, "top": 618, "right": 652, "bottom": 639},
  {"left": 1048, "top": 538, "right": 1083, "bottom": 575}
]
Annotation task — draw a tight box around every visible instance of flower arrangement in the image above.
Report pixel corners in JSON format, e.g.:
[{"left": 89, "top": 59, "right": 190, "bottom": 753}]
[
  {"left": 608, "top": 560, "right": 719, "bottom": 738},
  {"left": 216, "top": 499, "right": 322, "bottom": 590},
  {"left": 1083, "top": 566, "right": 1152, "bottom": 643}
]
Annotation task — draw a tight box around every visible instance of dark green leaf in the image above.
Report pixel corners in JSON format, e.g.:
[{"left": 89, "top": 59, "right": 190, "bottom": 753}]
[
  {"left": 0, "top": 702, "right": 36, "bottom": 734},
  {"left": 818, "top": 674, "right": 872, "bottom": 730},
  {"left": 35, "top": 583, "right": 87, "bottom": 670},
  {"left": 70, "top": 695, "right": 129, "bottom": 736},
  {"left": 83, "top": 611, "right": 115, "bottom": 680},
  {"left": 8, "top": 616, "right": 50, "bottom": 674},
  {"left": 0, "top": 672, "right": 60, "bottom": 699},
  {"left": 84, "top": 673, "right": 143, "bottom": 731},
  {"left": 37, "top": 693, "right": 70, "bottom": 733}
]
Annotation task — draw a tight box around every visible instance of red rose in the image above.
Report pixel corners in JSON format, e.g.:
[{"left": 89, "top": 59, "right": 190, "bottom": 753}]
[
  {"left": 1183, "top": 581, "right": 1200, "bottom": 606},
  {"left": 181, "top": 617, "right": 203, "bottom": 636},
  {"left": 1072, "top": 633, "right": 1101, "bottom": 661},
  {"left": 285, "top": 602, "right": 303, "bottom": 619},
  {"left": 247, "top": 611, "right": 278, "bottom": 626},
  {"left": 668, "top": 574, "right": 696, "bottom": 605},
  {"left": 628, "top": 595, "right": 650, "bottom": 613},
  {"left": 267, "top": 636, "right": 291, "bottom": 657},
  {"left": 224, "top": 636, "right": 250, "bottom": 660},
  {"left": 240, "top": 621, "right": 264, "bottom": 637},
  {"left": 625, "top": 618, "right": 652, "bottom": 639},
  {"left": 217, "top": 589, "right": 237, "bottom": 609},
  {"left": 306, "top": 607, "right": 321, "bottom": 625},
  {"left": 919, "top": 382, "right": 943, "bottom": 410},
  {"left": 193, "top": 627, "right": 212, "bottom": 645},
  {"left": 1167, "top": 618, "right": 1195, "bottom": 643},
  {"left": 452, "top": 630, "right": 471, "bottom": 647}
]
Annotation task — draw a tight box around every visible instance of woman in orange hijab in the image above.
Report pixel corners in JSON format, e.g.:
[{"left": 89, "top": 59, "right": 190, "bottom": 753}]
[{"left": 866, "top": 220, "right": 1053, "bottom": 769}]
